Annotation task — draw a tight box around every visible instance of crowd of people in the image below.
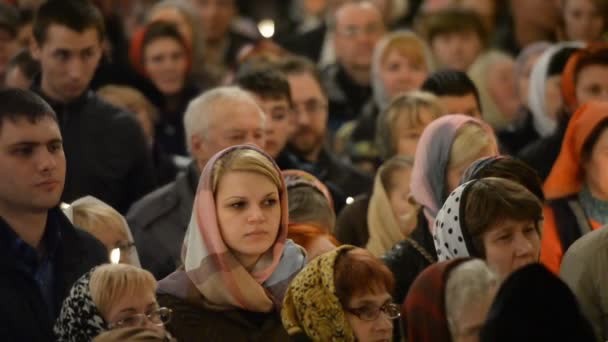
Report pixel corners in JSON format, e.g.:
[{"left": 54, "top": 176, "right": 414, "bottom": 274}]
[{"left": 1, "top": 0, "right": 608, "bottom": 341}]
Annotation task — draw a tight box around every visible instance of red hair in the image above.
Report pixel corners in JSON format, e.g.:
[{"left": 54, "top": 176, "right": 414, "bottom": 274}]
[
  {"left": 334, "top": 248, "right": 395, "bottom": 306},
  {"left": 288, "top": 223, "right": 338, "bottom": 252}
]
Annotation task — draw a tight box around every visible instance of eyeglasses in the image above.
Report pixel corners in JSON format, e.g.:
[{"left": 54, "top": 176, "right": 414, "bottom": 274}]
[
  {"left": 108, "top": 307, "right": 173, "bottom": 329},
  {"left": 337, "top": 24, "right": 384, "bottom": 38},
  {"left": 346, "top": 302, "right": 401, "bottom": 321}
]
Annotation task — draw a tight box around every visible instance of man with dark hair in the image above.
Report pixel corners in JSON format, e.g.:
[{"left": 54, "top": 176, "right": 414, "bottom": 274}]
[
  {"left": 422, "top": 7, "right": 486, "bottom": 71},
  {"left": 0, "top": 2, "right": 20, "bottom": 87},
  {"left": 0, "top": 88, "right": 107, "bottom": 341},
  {"left": 30, "top": 0, "right": 155, "bottom": 213},
  {"left": 234, "top": 66, "right": 294, "bottom": 159},
  {"left": 421, "top": 70, "right": 482, "bottom": 119},
  {"left": 278, "top": 55, "right": 372, "bottom": 212}
]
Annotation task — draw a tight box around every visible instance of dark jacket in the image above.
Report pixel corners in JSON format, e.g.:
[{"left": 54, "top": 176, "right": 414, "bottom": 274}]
[
  {"left": 280, "top": 147, "right": 373, "bottom": 212},
  {"left": 517, "top": 116, "right": 569, "bottom": 181},
  {"left": 278, "top": 24, "right": 327, "bottom": 62},
  {"left": 32, "top": 83, "right": 156, "bottom": 214},
  {"left": 127, "top": 163, "right": 198, "bottom": 280},
  {"left": 497, "top": 107, "right": 540, "bottom": 155},
  {"left": 0, "top": 208, "right": 107, "bottom": 342},
  {"left": 158, "top": 293, "right": 289, "bottom": 341},
  {"left": 382, "top": 212, "right": 436, "bottom": 340},
  {"left": 335, "top": 194, "right": 370, "bottom": 246},
  {"left": 382, "top": 212, "right": 436, "bottom": 306},
  {"left": 321, "top": 63, "right": 373, "bottom": 132}
]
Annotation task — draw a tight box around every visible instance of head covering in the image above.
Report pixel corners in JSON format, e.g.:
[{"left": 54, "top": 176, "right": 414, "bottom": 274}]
[
  {"left": 54, "top": 270, "right": 108, "bottom": 342},
  {"left": 561, "top": 43, "right": 608, "bottom": 112},
  {"left": 468, "top": 50, "right": 516, "bottom": 129},
  {"left": 371, "top": 30, "right": 434, "bottom": 111},
  {"left": 528, "top": 42, "right": 585, "bottom": 137},
  {"left": 282, "top": 245, "right": 356, "bottom": 341},
  {"left": 514, "top": 42, "right": 552, "bottom": 86},
  {"left": 459, "top": 155, "right": 506, "bottom": 184},
  {"left": 283, "top": 169, "right": 334, "bottom": 210},
  {"left": 433, "top": 181, "right": 480, "bottom": 261},
  {"left": 62, "top": 196, "right": 141, "bottom": 267},
  {"left": 366, "top": 164, "right": 417, "bottom": 257},
  {"left": 480, "top": 263, "right": 596, "bottom": 342},
  {"left": 157, "top": 145, "right": 306, "bottom": 313},
  {"left": 410, "top": 114, "right": 496, "bottom": 229},
  {"left": 403, "top": 258, "right": 472, "bottom": 342},
  {"left": 544, "top": 101, "right": 608, "bottom": 199}
]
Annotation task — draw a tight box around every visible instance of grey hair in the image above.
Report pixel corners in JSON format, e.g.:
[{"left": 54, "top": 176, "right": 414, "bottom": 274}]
[
  {"left": 375, "top": 90, "right": 443, "bottom": 160},
  {"left": 445, "top": 259, "right": 498, "bottom": 336},
  {"left": 183, "top": 86, "right": 265, "bottom": 154}
]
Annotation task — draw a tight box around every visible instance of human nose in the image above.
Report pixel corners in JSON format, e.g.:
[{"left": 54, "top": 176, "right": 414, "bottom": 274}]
[
  {"left": 67, "top": 57, "right": 85, "bottom": 80},
  {"left": 514, "top": 233, "right": 534, "bottom": 257},
  {"left": 374, "top": 311, "right": 393, "bottom": 333},
  {"left": 247, "top": 204, "right": 266, "bottom": 223},
  {"left": 38, "top": 149, "right": 58, "bottom": 172}
]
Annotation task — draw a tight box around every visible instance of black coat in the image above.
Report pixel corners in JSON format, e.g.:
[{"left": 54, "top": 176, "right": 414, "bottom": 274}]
[
  {"left": 32, "top": 83, "right": 157, "bottom": 214},
  {"left": 517, "top": 118, "right": 568, "bottom": 181},
  {"left": 278, "top": 24, "right": 327, "bottom": 63},
  {"left": 127, "top": 163, "right": 198, "bottom": 280},
  {"left": 0, "top": 208, "right": 108, "bottom": 342}
]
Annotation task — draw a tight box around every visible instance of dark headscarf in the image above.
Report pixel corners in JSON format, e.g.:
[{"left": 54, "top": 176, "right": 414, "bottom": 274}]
[{"left": 480, "top": 263, "right": 596, "bottom": 342}]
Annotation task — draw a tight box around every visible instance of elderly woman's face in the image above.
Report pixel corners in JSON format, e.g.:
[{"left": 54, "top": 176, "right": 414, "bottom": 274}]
[
  {"left": 105, "top": 289, "right": 166, "bottom": 333},
  {"left": 487, "top": 58, "right": 520, "bottom": 122},
  {"left": 481, "top": 218, "right": 540, "bottom": 280},
  {"left": 380, "top": 49, "right": 428, "bottom": 99},
  {"left": 344, "top": 291, "right": 394, "bottom": 342},
  {"left": 215, "top": 171, "right": 281, "bottom": 270}
]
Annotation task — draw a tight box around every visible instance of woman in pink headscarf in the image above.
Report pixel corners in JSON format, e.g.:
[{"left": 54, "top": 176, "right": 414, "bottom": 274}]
[
  {"left": 156, "top": 145, "right": 306, "bottom": 341},
  {"left": 383, "top": 114, "right": 497, "bottom": 337}
]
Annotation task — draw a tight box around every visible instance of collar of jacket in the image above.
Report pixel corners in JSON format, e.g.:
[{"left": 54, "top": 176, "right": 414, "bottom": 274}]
[{"left": 30, "top": 75, "right": 92, "bottom": 118}]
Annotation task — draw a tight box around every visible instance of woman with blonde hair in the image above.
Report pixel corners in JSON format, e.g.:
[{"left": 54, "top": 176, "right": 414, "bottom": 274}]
[
  {"left": 347, "top": 31, "right": 435, "bottom": 170},
  {"left": 62, "top": 196, "right": 140, "bottom": 266},
  {"left": 54, "top": 264, "right": 172, "bottom": 341},
  {"left": 157, "top": 145, "right": 306, "bottom": 341},
  {"left": 384, "top": 114, "right": 498, "bottom": 307}
]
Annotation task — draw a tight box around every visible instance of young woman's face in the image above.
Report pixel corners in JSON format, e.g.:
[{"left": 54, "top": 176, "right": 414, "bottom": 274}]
[
  {"left": 105, "top": 289, "right": 165, "bottom": 333},
  {"left": 487, "top": 59, "right": 521, "bottom": 122},
  {"left": 143, "top": 37, "right": 188, "bottom": 96},
  {"left": 563, "top": 0, "right": 604, "bottom": 42},
  {"left": 575, "top": 64, "right": 608, "bottom": 106},
  {"left": 481, "top": 219, "right": 540, "bottom": 279},
  {"left": 215, "top": 171, "right": 281, "bottom": 270},
  {"left": 584, "top": 126, "right": 608, "bottom": 200},
  {"left": 344, "top": 291, "right": 394, "bottom": 342},
  {"left": 431, "top": 30, "right": 483, "bottom": 71},
  {"left": 387, "top": 168, "right": 417, "bottom": 235},
  {"left": 544, "top": 75, "right": 563, "bottom": 120},
  {"left": 380, "top": 49, "right": 428, "bottom": 99},
  {"left": 394, "top": 108, "right": 436, "bottom": 157}
]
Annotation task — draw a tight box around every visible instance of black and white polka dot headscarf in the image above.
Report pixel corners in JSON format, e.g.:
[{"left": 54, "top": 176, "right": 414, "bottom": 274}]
[{"left": 433, "top": 180, "right": 478, "bottom": 262}]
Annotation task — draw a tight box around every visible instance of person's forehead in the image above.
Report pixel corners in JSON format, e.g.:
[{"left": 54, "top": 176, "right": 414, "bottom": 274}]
[
  {"left": 42, "top": 24, "right": 101, "bottom": 47},
  {"left": 287, "top": 73, "right": 325, "bottom": 100},
  {"left": 253, "top": 95, "right": 290, "bottom": 108},
  {"left": 0, "top": 116, "right": 61, "bottom": 143},
  {"left": 336, "top": 3, "right": 382, "bottom": 26}
]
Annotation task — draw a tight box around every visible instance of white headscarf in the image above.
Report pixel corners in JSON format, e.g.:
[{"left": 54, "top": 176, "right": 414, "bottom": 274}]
[{"left": 527, "top": 42, "right": 585, "bottom": 137}]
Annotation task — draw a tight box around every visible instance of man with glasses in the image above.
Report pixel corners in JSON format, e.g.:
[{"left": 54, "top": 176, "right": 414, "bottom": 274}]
[
  {"left": 0, "top": 89, "right": 107, "bottom": 341},
  {"left": 279, "top": 56, "right": 372, "bottom": 213},
  {"left": 322, "top": 1, "right": 386, "bottom": 132}
]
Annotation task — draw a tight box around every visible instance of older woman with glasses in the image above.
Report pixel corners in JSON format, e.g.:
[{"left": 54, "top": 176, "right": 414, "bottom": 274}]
[
  {"left": 282, "top": 246, "right": 399, "bottom": 341},
  {"left": 54, "top": 264, "right": 172, "bottom": 341}
]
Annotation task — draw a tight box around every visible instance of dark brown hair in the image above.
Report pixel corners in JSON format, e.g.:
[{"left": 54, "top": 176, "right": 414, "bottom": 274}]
[
  {"left": 420, "top": 8, "right": 487, "bottom": 47},
  {"left": 581, "top": 118, "right": 608, "bottom": 163},
  {"left": 33, "top": 0, "right": 105, "bottom": 44},
  {"left": 463, "top": 177, "right": 543, "bottom": 257},
  {"left": 334, "top": 248, "right": 395, "bottom": 306}
]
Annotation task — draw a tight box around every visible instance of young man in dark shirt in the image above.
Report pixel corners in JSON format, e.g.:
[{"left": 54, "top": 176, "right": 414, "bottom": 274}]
[{"left": 0, "top": 88, "right": 107, "bottom": 341}]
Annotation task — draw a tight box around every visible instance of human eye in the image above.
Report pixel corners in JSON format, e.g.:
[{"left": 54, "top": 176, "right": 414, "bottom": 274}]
[
  {"left": 54, "top": 50, "right": 70, "bottom": 62},
  {"left": 358, "top": 306, "right": 380, "bottom": 320},
  {"left": 48, "top": 141, "right": 63, "bottom": 153},
  {"left": 229, "top": 200, "right": 247, "bottom": 209},
  {"left": 81, "top": 48, "right": 95, "bottom": 59},
  {"left": 12, "top": 146, "right": 33, "bottom": 157},
  {"left": 114, "top": 314, "right": 143, "bottom": 328},
  {"left": 262, "top": 197, "right": 278, "bottom": 207}
]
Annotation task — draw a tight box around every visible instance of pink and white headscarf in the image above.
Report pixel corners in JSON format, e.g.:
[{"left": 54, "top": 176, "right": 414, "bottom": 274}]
[
  {"left": 410, "top": 114, "right": 496, "bottom": 231},
  {"left": 158, "top": 145, "right": 306, "bottom": 312}
]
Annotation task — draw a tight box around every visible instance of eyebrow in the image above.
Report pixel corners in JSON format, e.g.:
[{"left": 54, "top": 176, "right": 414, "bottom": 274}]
[
  {"left": 8, "top": 138, "right": 62, "bottom": 148},
  {"left": 117, "top": 308, "right": 138, "bottom": 315}
]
